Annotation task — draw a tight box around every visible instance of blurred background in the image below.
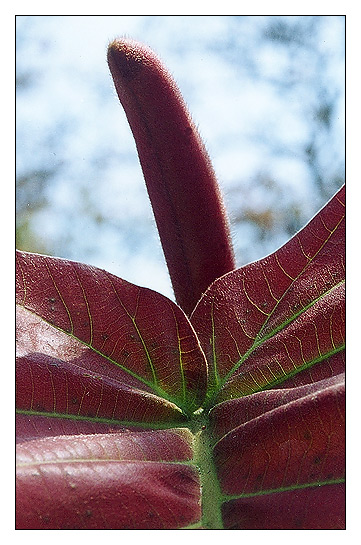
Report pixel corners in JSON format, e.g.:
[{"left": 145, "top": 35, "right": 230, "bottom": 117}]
[{"left": 16, "top": 15, "right": 345, "bottom": 301}]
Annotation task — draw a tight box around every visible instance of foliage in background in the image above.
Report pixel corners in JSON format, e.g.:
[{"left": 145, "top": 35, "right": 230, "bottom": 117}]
[{"left": 16, "top": 16, "right": 344, "bottom": 298}]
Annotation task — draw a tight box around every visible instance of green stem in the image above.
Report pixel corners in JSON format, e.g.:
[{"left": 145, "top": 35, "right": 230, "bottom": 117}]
[{"left": 192, "top": 415, "right": 224, "bottom": 529}]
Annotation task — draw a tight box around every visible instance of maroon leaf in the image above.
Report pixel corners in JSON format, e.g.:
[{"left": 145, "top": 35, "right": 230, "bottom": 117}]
[
  {"left": 191, "top": 186, "right": 345, "bottom": 405},
  {"left": 221, "top": 483, "right": 345, "bottom": 530},
  {"left": 16, "top": 412, "right": 131, "bottom": 443},
  {"left": 215, "top": 390, "right": 344, "bottom": 497},
  {"left": 207, "top": 361, "right": 345, "bottom": 530},
  {"left": 16, "top": 251, "right": 208, "bottom": 427},
  {"left": 16, "top": 429, "right": 201, "bottom": 529},
  {"left": 209, "top": 372, "right": 345, "bottom": 441},
  {"left": 16, "top": 187, "right": 345, "bottom": 529}
]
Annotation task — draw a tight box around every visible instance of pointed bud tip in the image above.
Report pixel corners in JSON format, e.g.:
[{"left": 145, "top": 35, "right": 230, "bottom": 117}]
[{"left": 107, "top": 38, "right": 157, "bottom": 81}]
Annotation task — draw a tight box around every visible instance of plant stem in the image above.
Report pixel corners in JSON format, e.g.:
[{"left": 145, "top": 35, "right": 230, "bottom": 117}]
[{"left": 192, "top": 416, "right": 224, "bottom": 529}]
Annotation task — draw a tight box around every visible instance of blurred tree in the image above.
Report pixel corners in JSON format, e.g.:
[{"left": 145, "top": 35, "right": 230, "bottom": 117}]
[
  {"left": 214, "top": 15, "right": 344, "bottom": 263},
  {"left": 16, "top": 15, "right": 344, "bottom": 295}
]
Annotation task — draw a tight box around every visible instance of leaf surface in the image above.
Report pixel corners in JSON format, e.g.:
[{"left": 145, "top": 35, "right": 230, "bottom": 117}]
[
  {"left": 191, "top": 186, "right": 345, "bottom": 405},
  {"left": 221, "top": 482, "right": 345, "bottom": 529},
  {"left": 16, "top": 251, "right": 208, "bottom": 427},
  {"left": 16, "top": 186, "right": 345, "bottom": 529},
  {"left": 215, "top": 385, "right": 344, "bottom": 497},
  {"left": 16, "top": 429, "right": 201, "bottom": 529}
]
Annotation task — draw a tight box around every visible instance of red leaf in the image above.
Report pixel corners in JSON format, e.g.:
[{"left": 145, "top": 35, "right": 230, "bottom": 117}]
[
  {"left": 212, "top": 377, "right": 345, "bottom": 491},
  {"left": 209, "top": 372, "right": 344, "bottom": 441},
  {"left": 211, "top": 375, "right": 345, "bottom": 529},
  {"left": 191, "top": 186, "right": 345, "bottom": 405},
  {"left": 16, "top": 412, "right": 131, "bottom": 443},
  {"left": 16, "top": 185, "right": 345, "bottom": 529},
  {"left": 221, "top": 483, "right": 345, "bottom": 529},
  {"left": 16, "top": 251, "right": 208, "bottom": 423},
  {"left": 16, "top": 429, "right": 201, "bottom": 529}
]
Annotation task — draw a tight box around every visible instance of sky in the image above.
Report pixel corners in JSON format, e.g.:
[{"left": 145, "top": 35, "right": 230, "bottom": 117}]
[{"left": 16, "top": 15, "right": 345, "bottom": 301}]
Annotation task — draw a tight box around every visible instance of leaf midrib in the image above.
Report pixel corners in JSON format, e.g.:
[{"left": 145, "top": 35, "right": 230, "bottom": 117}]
[
  {"left": 17, "top": 304, "right": 191, "bottom": 416},
  {"left": 17, "top": 458, "right": 195, "bottom": 468},
  {"left": 222, "top": 477, "right": 345, "bottom": 500},
  {"left": 16, "top": 408, "right": 188, "bottom": 430},
  {"left": 206, "top": 280, "right": 344, "bottom": 407}
]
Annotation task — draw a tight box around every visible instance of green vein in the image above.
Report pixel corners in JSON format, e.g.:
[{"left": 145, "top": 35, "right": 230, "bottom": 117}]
[
  {"left": 247, "top": 214, "right": 345, "bottom": 357},
  {"left": 15, "top": 458, "right": 130, "bottom": 467},
  {"left": 17, "top": 458, "right": 196, "bottom": 468},
  {"left": 256, "top": 280, "right": 344, "bottom": 347},
  {"left": 222, "top": 477, "right": 345, "bottom": 501},
  {"left": 268, "top": 345, "right": 346, "bottom": 386},
  {"left": 18, "top": 305, "right": 188, "bottom": 414},
  {"left": 106, "top": 278, "right": 159, "bottom": 389},
  {"left": 181, "top": 521, "right": 204, "bottom": 529},
  {"left": 206, "top": 343, "right": 344, "bottom": 407},
  {"left": 210, "top": 299, "right": 220, "bottom": 390},
  {"left": 172, "top": 309, "right": 187, "bottom": 404},
  {"left": 73, "top": 266, "right": 93, "bottom": 346},
  {"left": 130, "top": 317, "right": 158, "bottom": 387},
  {"left": 16, "top": 408, "right": 188, "bottom": 430},
  {"left": 209, "top": 280, "right": 344, "bottom": 402},
  {"left": 44, "top": 262, "right": 74, "bottom": 335}
]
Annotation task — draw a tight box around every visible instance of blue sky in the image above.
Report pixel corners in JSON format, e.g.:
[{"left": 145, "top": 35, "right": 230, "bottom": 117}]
[{"left": 16, "top": 15, "right": 345, "bottom": 300}]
